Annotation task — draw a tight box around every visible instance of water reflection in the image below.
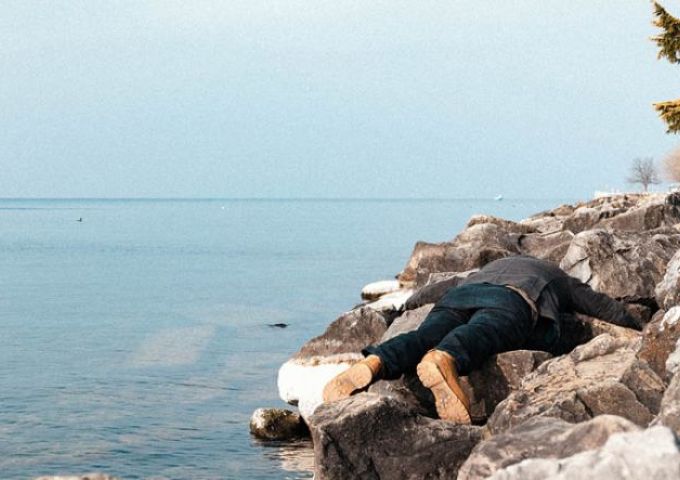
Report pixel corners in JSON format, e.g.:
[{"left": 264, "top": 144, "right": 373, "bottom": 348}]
[{"left": 256, "top": 439, "right": 315, "bottom": 479}]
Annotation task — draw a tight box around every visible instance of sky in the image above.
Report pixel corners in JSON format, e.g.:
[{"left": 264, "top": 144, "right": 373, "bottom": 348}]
[{"left": 1, "top": 0, "right": 679, "bottom": 199}]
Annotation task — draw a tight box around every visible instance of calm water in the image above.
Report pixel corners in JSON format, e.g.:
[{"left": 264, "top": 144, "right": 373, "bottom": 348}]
[{"left": 0, "top": 198, "right": 575, "bottom": 479}]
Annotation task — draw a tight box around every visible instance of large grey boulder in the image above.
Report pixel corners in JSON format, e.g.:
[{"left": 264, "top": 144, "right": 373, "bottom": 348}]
[
  {"left": 277, "top": 307, "right": 388, "bottom": 419},
  {"left": 560, "top": 229, "right": 680, "bottom": 302},
  {"left": 487, "top": 334, "right": 665, "bottom": 434},
  {"left": 517, "top": 230, "right": 574, "bottom": 265},
  {"left": 656, "top": 249, "right": 680, "bottom": 310},
  {"left": 458, "top": 415, "right": 639, "bottom": 480},
  {"left": 398, "top": 221, "right": 521, "bottom": 287},
  {"left": 487, "top": 426, "right": 680, "bottom": 480},
  {"left": 379, "top": 304, "right": 433, "bottom": 341},
  {"left": 310, "top": 393, "right": 482, "bottom": 480}
]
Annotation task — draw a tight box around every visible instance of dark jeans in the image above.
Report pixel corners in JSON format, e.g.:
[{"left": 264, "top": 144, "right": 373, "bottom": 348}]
[{"left": 364, "top": 283, "right": 554, "bottom": 378}]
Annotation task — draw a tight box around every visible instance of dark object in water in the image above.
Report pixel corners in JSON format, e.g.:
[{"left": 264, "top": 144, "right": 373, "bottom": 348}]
[
  {"left": 268, "top": 323, "right": 289, "bottom": 328},
  {"left": 77, "top": 217, "right": 83, "bottom": 222}
]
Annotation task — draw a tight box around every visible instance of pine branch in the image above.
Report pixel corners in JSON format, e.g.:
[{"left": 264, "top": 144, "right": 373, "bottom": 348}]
[
  {"left": 652, "top": 1, "right": 680, "bottom": 63},
  {"left": 654, "top": 98, "right": 680, "bottom": 133}
]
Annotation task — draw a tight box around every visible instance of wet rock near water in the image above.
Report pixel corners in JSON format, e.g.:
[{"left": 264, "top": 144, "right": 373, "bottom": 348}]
[
  {"left": 310, "top": 393, "right": 482, "bottom": 480},
  {"left": 250, "top": 408, "right": 308, "bottom": 441}
]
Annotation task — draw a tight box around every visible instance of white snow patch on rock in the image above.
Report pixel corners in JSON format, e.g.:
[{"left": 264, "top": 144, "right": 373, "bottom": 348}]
[
  {"left": 366, "top": 289, "right": 414, "bottom": 312},
  {"left": 277, "top": 359, "right": 360, "bottom": 419},
  {"left": 361, "top": 280, "right": 401, "bottom": 300}
]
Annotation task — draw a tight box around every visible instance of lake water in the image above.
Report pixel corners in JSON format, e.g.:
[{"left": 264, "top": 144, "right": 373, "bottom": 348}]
[{"left": 0, "top": 198, "right": 575, "bottom": 479}]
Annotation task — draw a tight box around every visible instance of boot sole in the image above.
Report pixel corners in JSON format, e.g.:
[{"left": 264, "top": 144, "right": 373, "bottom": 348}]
[
  {"left": 417, "top": 360, "right": 471, "bottom": 424},
  {"left": 323, "top": 363, "right": 373, "bottom": 402}
]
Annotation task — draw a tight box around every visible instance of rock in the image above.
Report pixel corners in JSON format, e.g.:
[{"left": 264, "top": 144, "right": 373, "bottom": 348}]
[
  {"left": 658, "top": 373, "right": 680, "bottom": 436},
  {"left": 361, "top": 280, "right": 401, "bottom": 301},
  {"left": 310, "top": 393, "right": 482, "bottom": 480},
  {"left": 458, "top": 415, "right": 639, "bottom": 480},
  {"left": 667, "top": 337, "right": 680, "bottom": 377},
  {"left": 656, "top": 249, "right": 680, "bottom": 310},
  {"left": 637, "top": 307, "right": 680, "bottom": 380},
  {"left": 517, "top": 230, "right": 574, "bottom": 265},
  {"left": 487, "top": 426, "right": 680, "bottom": 480},
  {"left": 398, "top": 222, "right": 521, "bottom": 287},
  {"left": 465, "top": 214, "right": 536, "bottom": 234},
  {"left": 522, "top": 194, "right": 672, "bottom": 235},
  {"left": 599, "top": 202, "right": 680, "bottom": 232},
  {"left": 277, "top": 307, "right": 388, "bottom": 419},
  {"left": 380, "top": 304, "right": 433, "bottom": 342},
  {"left": 466, "top": 350, "right": 552, "bottom": 421},
  {"left": 562, "top": 206, "right": 603, "bottom": 233},
  {"left": 404, "top": 270, "right": 477, "bottom": 310},
  {"left": 560, "top": 229, "right": 680, "bottom": 302},
  {"left": 34, "top": 476, "right": 117, "bottom": 480},
  {"left": 249, "top": 408, "right": 308, "bottom": 441},
  {"left": 486, "top": 334, "right": 665, "bottom": 434}
]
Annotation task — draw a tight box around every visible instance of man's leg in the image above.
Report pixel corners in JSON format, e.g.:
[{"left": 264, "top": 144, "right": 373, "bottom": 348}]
[
  {"left": 417, "top": 289, "right": 533, "bottom": 422},
  {"left": 323, "top": 301, "right": 470, "bottom": 403},
  {"left": 363, "top": 305, "right": 471, "bottom": 379},
  {"left": 436, "top": 304, "right": 533, "bottom": 376}
]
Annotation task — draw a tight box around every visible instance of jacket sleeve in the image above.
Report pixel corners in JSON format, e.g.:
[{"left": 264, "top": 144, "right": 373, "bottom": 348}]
[{"left": 563, "top": 277, "right": 642, "bottom": 330}]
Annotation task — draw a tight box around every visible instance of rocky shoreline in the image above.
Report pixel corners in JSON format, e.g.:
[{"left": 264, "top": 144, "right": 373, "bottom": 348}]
[{"left": 256, "top": 193, "right": 680, "bottom": 479}]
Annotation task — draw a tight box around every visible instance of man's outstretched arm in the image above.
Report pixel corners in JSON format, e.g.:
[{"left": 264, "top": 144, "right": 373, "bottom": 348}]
[{"left": 563, "top": 277, "right": 642, "bottom": 330}]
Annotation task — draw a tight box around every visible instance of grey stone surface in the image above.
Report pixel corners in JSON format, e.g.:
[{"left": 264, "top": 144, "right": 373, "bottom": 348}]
[
  {"left": 310, "top": 393, "right": 482, "bottom": 480},
  {"left": 638, "top": 307, "right": 680, "bottom": 380},
  {"left": 560, "top": 229, "right": 680, "bottom": 302},
  {"left": 293, "top": 307, "right": 388, "bottom": 360},
  {"left": 487, "top": 334, "right": 665, "bottom": 434},
  {"left": 487, "top": 426, "right": 680, "bottom": 480},
  {"left": 380, "top": 304, "right": 433, "bottom": 342},
  {"left": 656, "top": 249, "right": 680, "bottom": 310},
  {"left": 458, "top": 415, "right": 639, "bottom": 480}
]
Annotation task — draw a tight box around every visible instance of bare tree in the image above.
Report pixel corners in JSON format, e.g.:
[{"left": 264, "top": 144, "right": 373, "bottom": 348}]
[
  {"left": 663, "top": 146, "right": 680, "bottom": 183},
  {"left": 626, "top": 157, "right": 660, "bottom": 192}
]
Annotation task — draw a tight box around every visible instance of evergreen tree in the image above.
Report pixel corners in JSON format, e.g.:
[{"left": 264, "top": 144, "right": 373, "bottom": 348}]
[{"left": 652, "top": 2, "right": 680, "bottom": 133}]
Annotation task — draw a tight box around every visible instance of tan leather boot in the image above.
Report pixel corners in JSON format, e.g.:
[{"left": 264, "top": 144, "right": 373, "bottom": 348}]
[
  {"left": 416, "top": 349, "right": 471, "bottom": 424},
  {"left": 322, "top": 355, "right": 382, "bottom": 403}
]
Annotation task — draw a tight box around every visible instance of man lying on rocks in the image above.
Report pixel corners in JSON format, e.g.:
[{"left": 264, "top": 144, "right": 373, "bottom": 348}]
[{"left": 322, "top": 255, "right": 642, "bottom": 424}]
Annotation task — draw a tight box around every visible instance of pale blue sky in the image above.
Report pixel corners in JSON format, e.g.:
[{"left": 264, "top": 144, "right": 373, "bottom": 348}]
[{"left": 1, "top": 1, "right": 679, "bottom": 199}]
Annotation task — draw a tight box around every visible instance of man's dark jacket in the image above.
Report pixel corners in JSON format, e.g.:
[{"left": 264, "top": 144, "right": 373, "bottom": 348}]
[{"left": 461, "top": 255, "right": 640, "bottom": 330}]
